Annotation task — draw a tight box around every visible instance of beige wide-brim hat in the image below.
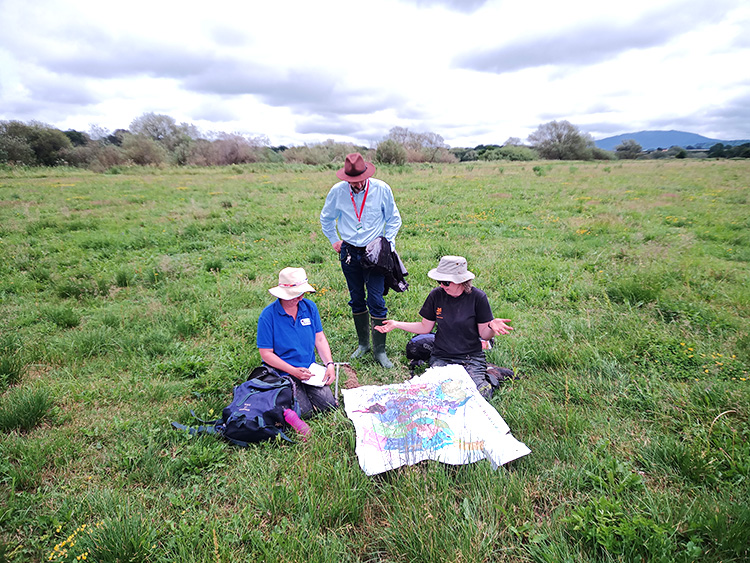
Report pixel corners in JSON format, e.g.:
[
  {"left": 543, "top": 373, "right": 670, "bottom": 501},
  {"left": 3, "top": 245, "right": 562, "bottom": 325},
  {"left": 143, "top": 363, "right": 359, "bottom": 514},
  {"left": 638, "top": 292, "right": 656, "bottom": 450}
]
[
  {"left": 427, "top": 255, "right": 475, "bottom": 284},
  {"left": 269, "top": 267, "right": 316, "bottom": 300}
]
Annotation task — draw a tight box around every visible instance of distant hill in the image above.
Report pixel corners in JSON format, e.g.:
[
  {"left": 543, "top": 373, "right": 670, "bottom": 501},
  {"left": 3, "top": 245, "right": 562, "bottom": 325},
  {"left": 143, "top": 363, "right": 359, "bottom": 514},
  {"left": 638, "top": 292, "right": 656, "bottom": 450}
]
[{"left": 594, "top": 130, "right": 749, "bottom": 151}]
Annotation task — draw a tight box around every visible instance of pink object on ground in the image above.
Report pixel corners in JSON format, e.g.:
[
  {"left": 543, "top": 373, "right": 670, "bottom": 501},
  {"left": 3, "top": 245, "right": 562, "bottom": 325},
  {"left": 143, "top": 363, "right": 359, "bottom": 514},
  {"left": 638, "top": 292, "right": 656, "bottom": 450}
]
[{"left": 283, "top": 409, "right": 311, "bottom": 440}]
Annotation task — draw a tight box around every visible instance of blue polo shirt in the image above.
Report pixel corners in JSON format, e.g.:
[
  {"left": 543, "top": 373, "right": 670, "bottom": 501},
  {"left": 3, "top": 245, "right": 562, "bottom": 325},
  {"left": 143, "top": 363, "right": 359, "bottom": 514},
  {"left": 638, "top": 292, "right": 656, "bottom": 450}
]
[{"left": 256, "top": 298, "right": 323, "bottom": 373}]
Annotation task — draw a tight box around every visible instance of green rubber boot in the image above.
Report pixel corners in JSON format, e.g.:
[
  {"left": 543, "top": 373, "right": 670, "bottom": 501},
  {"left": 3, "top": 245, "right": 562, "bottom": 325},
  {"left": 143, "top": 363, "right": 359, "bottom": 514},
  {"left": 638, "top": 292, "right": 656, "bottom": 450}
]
[
  {"left": 350, "top": 311, "right": 371, "bottom": 359},
  {"left": 371, "top": 317, "right": 394, "bottom": 368}
]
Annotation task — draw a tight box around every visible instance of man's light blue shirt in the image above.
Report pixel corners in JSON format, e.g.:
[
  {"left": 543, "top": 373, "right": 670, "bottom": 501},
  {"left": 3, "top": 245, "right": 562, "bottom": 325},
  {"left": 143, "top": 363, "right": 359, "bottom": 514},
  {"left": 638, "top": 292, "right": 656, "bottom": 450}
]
[{"left": 320, "top": 178, "right": 402, "bottom": 247}]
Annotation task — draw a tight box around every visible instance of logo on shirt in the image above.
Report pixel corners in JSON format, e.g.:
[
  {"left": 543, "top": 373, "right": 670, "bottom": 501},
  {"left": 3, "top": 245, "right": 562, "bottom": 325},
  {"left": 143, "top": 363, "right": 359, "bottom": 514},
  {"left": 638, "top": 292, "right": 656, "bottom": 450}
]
[
  {"left": 436, "top": 307, "right": 443, "bottom": 319},
  {"left": 300, "top": 317, "right": 311, "bottom": 326}
]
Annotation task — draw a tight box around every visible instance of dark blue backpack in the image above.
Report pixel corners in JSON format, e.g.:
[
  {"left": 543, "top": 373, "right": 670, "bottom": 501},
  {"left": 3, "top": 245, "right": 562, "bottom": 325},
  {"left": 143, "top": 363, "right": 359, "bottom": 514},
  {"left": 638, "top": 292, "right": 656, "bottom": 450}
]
[
  {"left": 406, "top": 333, "right": 435, "bottom": 375},
  {"left": 172, "top": 368, "right": 300, "bottom": 446}
]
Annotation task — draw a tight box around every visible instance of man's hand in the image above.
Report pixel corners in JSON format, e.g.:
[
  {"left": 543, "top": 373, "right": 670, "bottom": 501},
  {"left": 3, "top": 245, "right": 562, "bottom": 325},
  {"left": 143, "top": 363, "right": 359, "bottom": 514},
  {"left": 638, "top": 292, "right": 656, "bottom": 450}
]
[{"left": 332, "top": 240, "right": 342, "bottom": 253}]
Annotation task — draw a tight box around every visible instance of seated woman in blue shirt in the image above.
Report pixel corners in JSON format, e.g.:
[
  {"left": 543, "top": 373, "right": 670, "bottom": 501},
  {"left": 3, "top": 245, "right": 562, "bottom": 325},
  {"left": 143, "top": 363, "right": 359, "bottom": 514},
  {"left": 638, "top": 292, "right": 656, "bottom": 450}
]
[{"left": 256, "top": 267, "right": 337, "bottom": 417}]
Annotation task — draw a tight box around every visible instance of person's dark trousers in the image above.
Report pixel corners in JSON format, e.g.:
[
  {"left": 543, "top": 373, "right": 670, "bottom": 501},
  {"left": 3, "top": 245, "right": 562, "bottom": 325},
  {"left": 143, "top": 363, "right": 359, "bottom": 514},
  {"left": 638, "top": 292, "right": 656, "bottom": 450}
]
[
  {"left": 340, "top": 242, "right": 392, "bottom": 366},
  {"left": 339, "top": 242, "right": 387, "bottom": 318},
  {"left": 429, "top": 353, "right": 491, "bottom": 398},
  {"left": 265, "top": 366, "right": 337, "bottom": 418},
  {"left": 296, "top": 383, "right": 337, "bottom": 419}
]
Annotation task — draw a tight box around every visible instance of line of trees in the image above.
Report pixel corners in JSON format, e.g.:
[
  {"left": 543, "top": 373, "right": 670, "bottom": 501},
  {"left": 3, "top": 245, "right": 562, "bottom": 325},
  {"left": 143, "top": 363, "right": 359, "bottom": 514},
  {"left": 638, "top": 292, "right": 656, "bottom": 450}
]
[
  {"left": 707, "top": 143, "right": 750, "bottom": 158},
  {"left": 0, "top": 115, "right": 284, "bottom": 172},
  {"left": 612, "top": 139, "right": 750, "bottom": 160},
  {"left": 0, "top": 117, "right": 462, "bottom": 171},
  {"left": 4, "top": 114, "right": 743, "bottom": 170}
]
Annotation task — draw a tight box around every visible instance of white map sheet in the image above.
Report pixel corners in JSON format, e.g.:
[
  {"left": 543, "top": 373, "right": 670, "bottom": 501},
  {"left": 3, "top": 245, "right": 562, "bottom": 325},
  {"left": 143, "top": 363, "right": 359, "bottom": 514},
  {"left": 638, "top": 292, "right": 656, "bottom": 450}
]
[{"left": 342, "top": 364, "right": 531, "bottom": 475}]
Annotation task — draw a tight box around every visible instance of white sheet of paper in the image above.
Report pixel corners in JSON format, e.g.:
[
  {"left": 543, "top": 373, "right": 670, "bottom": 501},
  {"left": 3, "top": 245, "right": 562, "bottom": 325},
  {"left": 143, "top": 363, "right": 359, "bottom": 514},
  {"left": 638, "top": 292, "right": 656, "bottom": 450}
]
[{"left": 304, "top": 363, "right": 326, "bottom": 387}]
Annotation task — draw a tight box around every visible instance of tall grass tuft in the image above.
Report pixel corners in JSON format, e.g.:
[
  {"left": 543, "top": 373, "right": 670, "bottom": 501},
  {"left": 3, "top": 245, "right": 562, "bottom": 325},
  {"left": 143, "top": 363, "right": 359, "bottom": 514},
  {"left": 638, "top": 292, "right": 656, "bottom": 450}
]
[
  {"left": 0, "top": 433, "right": 57, "bottom": 490},
  {"left": 204, "top": 258, "right": 223, "bottom": 272},
  {"left": 44, "top": 305, "right": 81, "bottom": 328},
  {"left": 0, "top": 335, "right": 24, "bottom": 390},
  {"left": 53, "top": 500, "right": 159, "bottom": 563},
  {"left": 0, "top": 387, "right": 55, "bottom": 432},
  {"left": 115, "top": 269, "right": 132, "bottom": 287}
]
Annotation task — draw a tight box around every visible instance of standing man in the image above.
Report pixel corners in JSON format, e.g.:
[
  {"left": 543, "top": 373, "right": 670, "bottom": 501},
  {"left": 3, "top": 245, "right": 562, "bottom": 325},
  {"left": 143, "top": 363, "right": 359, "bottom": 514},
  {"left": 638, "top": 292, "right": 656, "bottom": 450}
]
[{"left": 320, "top": 152, "right": 402, "bottom": 368}]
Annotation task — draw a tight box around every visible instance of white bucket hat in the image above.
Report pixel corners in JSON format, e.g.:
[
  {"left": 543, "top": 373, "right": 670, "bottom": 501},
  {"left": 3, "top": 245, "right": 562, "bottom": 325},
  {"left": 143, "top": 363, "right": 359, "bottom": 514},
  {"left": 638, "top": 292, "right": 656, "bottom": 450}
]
[
  {"left": 427, "top": 256, "right": 475, "bottom": 284},
  {"left": 268, "top": 267, "right": 316, "bottom": 299}
]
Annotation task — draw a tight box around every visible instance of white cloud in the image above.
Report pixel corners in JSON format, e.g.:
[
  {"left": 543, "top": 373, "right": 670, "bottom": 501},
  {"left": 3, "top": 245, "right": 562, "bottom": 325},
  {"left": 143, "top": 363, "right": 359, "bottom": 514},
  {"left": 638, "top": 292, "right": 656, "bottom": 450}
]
[{"left": 0, "top": 0, "right": 748, "bottom": 146}]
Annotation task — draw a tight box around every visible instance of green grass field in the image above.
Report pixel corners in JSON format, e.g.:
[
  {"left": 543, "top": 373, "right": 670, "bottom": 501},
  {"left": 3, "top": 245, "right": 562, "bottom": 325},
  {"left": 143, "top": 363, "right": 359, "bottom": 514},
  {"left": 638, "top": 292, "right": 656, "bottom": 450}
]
[{"left": 1, "top": 159, "right": 748, "bottom": 562}]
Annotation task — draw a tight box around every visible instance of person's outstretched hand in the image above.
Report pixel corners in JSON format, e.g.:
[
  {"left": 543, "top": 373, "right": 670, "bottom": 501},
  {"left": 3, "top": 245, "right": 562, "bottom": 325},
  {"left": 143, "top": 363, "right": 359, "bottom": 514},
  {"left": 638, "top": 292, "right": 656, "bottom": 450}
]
[
  {"left": 373, "top": 320, "right": 397, "bottom": 333},
  {"left": 488, "top": 318, "right": 513, "bottom": 336}
]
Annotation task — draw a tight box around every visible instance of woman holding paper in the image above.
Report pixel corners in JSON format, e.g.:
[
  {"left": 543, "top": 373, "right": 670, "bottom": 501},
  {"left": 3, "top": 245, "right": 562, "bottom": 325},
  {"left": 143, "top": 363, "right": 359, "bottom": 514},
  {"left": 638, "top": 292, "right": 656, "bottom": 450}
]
[{"left": 257, "top": 267, "right": 337, "bottom": 417}]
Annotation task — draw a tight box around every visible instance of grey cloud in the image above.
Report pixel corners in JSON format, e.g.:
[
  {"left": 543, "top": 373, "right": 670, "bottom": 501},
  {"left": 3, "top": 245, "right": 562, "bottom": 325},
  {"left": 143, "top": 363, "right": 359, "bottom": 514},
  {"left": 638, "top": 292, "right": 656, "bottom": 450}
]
[
  {"left": 732, "top": 33, "right": 750, "bottom": 49},
  {"left": 192, "top": 100, "right": 240, "bottom": 123},
  {"left": 586, "top": 122, "right": 639, "bottom": 137},
  {"left": 585, "top": 102, "right": 614, "bottom": 114},
  {"left": 209, "top": 25, "right": 252, "bottom": 48},
  {"left": 328, "top": 89, "right": 406, "bottom": 117},
  {"left": 456, "top": 31, "right": 658, "bottom": 74},
  {"left": 0, "top": 99, "right": 43, "bottom": 120},
  {"left": 20, "top": 18, "right": 403, "bottom": 120},
  {"left": 10, "top": 22, "right": 216, "bottom": 80},
  {"left": 183, "top": 62, "right": 404, "bottom": 117},
  {"left": 182, "top": 64, "right": 338, "bottom": 111},
  {"left": 454, "top": 2, "right": 734, "bottom": 74},
  {"left": 46, "top": 47, "right": 216, "bottom": 80},
  {"left": 0, "top": 96, "right": 91, "bottom": 126},
  {"left": 295, "top": 117, "right": 364, "bottom": 136},
  {"left": 392, "top": 101, "right": 434, "bottom": 121},
  {"left": 653, "top": 95, "right": 750, "bottom": 140},
  {"left": 0, "top": 69, "right": 98, "bottom": 121},
  {"left": 535, "top": 112, "right": 568, "bottom": 122},
  {"left": 294, "top": 117, "right": 396, "bottom": 146},
  {"left": 30, "top": 32, "right": 399, "bottom": 119},
  {"left": 585, "top": 90, "right": 750, "bottom": 141},
  {"left": 430, "top": 121, "right": 497, "bottom": 139},
  {"left": 180, "top": 62, "right": 294, "bottom": 95},
  {"left": 27, "top": 75, "right": 98, "bottom": 105},
  {"left": 400, "top": 0, "right": 490, "bottom": 14}
]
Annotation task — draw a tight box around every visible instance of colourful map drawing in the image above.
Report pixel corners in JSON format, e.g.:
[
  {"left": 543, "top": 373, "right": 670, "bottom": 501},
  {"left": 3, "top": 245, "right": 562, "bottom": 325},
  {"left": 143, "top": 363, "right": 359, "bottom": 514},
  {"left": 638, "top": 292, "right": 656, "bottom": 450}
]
[
  {"left": 343, "top": 365, "right": 531, "bottom": 475},
  {"left": 354, "top": 380, "right": 481, "bottom": 454}
]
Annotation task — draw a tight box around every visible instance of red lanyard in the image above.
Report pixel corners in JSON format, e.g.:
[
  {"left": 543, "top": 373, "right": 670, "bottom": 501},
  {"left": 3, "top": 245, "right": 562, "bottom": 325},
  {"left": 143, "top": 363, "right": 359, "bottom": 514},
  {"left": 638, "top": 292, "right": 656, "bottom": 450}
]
[{"left": 350, "top": 179, "right": 370, "bottom": 223}]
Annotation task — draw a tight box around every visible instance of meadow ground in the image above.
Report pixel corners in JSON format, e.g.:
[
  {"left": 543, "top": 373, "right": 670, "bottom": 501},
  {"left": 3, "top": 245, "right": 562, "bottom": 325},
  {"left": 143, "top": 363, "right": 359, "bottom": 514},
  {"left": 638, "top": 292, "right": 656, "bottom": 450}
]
[{"left": 0, "top": 159, "right": 748, "bottom": 562}]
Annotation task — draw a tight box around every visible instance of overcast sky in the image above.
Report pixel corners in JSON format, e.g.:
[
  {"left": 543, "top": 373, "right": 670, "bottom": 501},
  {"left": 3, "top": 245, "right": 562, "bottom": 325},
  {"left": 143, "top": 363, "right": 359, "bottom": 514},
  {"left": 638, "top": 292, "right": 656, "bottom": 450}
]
[{"left": 1, "top": 0, "right": 748, "bottom": 148}]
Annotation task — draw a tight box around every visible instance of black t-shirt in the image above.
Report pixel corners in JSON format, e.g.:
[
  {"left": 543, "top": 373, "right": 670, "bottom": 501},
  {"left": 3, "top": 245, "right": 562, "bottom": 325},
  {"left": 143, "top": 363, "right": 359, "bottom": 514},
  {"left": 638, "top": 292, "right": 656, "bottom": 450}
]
[{"left": 419, "top": 287, "right": 493, "bottom": 357}]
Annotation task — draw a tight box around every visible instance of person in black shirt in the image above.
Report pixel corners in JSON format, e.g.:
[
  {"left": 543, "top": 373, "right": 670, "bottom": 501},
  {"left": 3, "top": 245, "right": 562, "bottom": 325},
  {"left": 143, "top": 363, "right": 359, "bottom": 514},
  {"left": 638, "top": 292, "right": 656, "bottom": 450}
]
[{"left": 375, "top": 256, "right": 512, "bottom": 397}]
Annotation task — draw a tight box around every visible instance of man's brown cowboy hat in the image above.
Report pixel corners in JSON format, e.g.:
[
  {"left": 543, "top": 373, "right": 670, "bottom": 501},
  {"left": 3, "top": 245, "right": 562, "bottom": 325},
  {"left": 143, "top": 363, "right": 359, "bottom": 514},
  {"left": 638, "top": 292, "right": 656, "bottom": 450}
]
[{"left": 336, "top": 153, "right": 376, "bottom": 182}]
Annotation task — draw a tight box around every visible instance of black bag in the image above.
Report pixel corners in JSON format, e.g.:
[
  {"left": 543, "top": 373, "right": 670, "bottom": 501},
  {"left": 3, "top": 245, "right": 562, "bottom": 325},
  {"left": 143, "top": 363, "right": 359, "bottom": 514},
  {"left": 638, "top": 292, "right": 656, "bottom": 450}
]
[
  {"left": 485, "top": 365, "right": 517, "bottom": 387},
  {"left": 405, "top": 333, "right": 435, "bottom": 375},
  {"left": 172, "top": 367, "right": 300, "bottom": 446}
]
